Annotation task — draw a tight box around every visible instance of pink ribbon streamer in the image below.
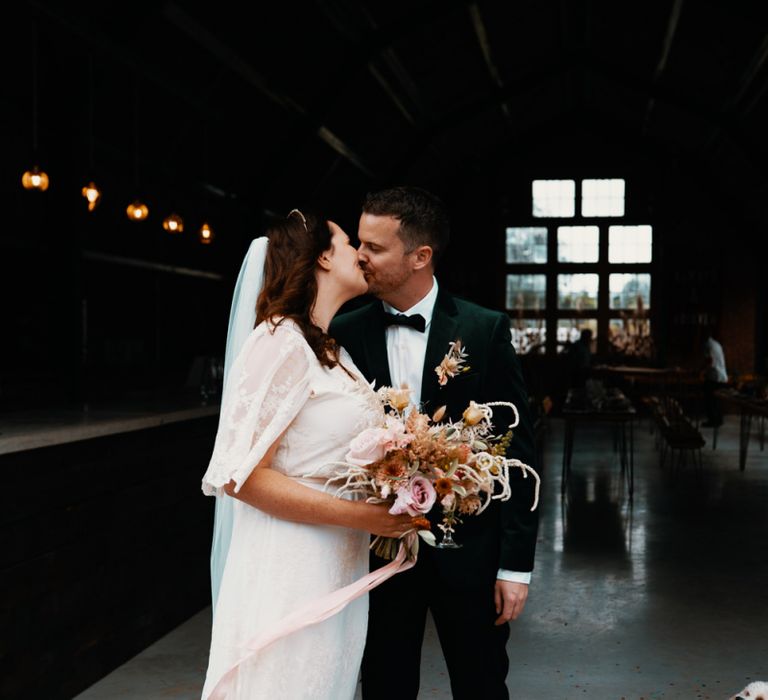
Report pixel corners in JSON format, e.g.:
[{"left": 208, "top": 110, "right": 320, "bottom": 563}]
[{"left": 207, "top": 539, "right": 415, "bottom": 700}]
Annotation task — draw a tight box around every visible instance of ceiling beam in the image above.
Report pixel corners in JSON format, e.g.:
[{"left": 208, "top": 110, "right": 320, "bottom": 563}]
[
  {"left": 643, "top": 0, "right": 684, "bottom": 132},
  {"left": 313, "top": 0, "right": 420, "bottom": 125},
  {"left": 26, "top": 0, "right": 225, "bottom": 121},
  {"left": 163, "top": 1, "right": 376, "bottom": 179},
  {"left": 312, "top": 0, "right": 448, "bottom": 175},
  {"left": 725, "top": 32, "right": 768, "bottom": 112},
  {"left": 468, "top": 3, "right": 512, "bottom": 123},
  {"left": 350, "top": 1, "right": 432, "bottom": 123},
  {"left": 367, "top": 63, "right": 417, "bottom": 125},
  {"left": 436, "top": 54, "right": 724, "bottom": 140},
  {"left": 700, "top": 29, "right": 768, "bottom": 159},
  {"left": 389, "top": 51, "right": 767, "bottom": 181}
]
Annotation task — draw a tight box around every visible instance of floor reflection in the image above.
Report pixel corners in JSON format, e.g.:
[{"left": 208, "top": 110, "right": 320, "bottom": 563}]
[{"left": 555, "top": 465, "right": 647, "bottom": 586}]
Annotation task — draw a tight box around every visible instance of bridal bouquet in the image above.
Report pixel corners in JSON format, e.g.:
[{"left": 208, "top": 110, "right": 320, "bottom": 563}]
[{"left": 315, "top": 385, "right": 540, "bottom": 561}]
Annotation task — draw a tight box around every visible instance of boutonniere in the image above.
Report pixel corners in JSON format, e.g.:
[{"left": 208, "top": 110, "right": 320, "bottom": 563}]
[{"left": 435, "top": 339, "right": 470, "bottom": 387}]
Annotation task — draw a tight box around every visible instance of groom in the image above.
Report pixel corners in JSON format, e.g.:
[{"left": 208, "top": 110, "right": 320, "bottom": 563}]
[{"left": 330, "top": 186, "right": 539, "bottom": 699}]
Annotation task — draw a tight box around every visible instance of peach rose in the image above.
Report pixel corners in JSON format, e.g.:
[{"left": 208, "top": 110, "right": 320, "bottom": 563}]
[
  {"left": 388, "top": 386, "right": 412, "bottom": 411},
  {"left": 462, "top": 401, "right": 485, "bottom": 426}
]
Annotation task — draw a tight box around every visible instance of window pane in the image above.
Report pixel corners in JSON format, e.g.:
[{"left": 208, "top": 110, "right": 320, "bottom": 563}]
[
  {"left": 581, "top": 178, "right": 625, "bottom": 217},
  {"left": 510, "top": 320, "right": 546, "bottom": 355},
  {"left": 608, "top": 225, "right": 652, "bottom": 263},
  {"left": 506, "top": 274, "right": 546, "bottom": 310},
  {"left": 506, "top": 227, "right": 548, "bottom": 263},
  {"left": 609, "top": 318, "right": 654, "bottom": 358},
  {"left": 557, "top": 319, "right": 597, "bottom": 353},
  {"left": 532, "top": 179, "right": 575, "bottom": 218},
  {"left": 557, "top": 226, "right": 599, "bottom": 262},
  {"left": 557, "top": 274, "right": 599, "bottom": 310},
  {"left": 609, "top": 273, "right": 651, "bottom": 310}
]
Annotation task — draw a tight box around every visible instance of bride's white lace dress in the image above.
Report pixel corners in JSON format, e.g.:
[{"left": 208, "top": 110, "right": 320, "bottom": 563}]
[{"left": 201, "top": 319, "right": 383, "bottom": 699}]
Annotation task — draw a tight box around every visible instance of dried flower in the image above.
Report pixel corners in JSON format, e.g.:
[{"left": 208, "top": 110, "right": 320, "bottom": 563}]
[
  {"left": 435, "top": 340, "right": 469, "bottom": 386},
  {"left": 456, "top": 444, "right": 472, "bottom": 463},
  {"left": 440, "top": 493, "right": 456, "bottom": 509},
  {"left": 373, "top": 454, "right": 408, "bottom": 483},
  {"left": 432, "top": 405, "right": 447, "bottom": 423},
  {"left": 462, "top": 401, "right": 485, "bottom": 426},
  {"left": 389, "top": 385, "right": 412, "bottom": 411},
  {"left": 435, "top": 477, "right": 453, "bottom": 497},
  {"left": 458, "top": 494, "right": 481, "bottom": 515},
  {"left": 405, "top": 410, "right": 430, "bottom": 436}
]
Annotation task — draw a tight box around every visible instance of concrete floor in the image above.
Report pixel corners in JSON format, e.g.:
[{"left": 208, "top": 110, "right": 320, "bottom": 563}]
[{"left": 74, "top": 415, "right": 768, "bottom": 700}]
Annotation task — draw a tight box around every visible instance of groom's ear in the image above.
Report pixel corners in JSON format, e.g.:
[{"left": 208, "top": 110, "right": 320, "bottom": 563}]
[{"left": 412, "top": 245, "right": 433, "bottom": 271}]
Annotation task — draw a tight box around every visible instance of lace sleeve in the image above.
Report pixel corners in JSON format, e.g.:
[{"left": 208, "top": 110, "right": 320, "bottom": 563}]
[{"left": 202, "top": 322, "right": 313, "bottom": 496}]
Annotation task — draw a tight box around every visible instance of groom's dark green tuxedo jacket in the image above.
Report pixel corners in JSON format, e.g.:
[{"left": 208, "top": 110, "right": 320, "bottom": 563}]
[{"left": 330, "top": 287, "right": 539, "bottom": 575}]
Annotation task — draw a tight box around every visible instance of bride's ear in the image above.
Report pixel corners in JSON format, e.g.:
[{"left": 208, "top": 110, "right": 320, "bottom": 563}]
[{"left": 317, "top": 251, "right": 332, "bottom": 271}]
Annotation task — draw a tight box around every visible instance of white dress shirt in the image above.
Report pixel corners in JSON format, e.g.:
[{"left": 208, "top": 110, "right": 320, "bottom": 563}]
[
  {"left": 382, "top": 277, "right": 531, "bottom": 586},
  {"left": 704, "top": 337, "right": 727, "bottom": 383}
]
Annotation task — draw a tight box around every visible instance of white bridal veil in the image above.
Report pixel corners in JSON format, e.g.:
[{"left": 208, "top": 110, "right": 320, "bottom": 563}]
[{"left": 210, "top": 236, "right": 268, "bottom": 615}]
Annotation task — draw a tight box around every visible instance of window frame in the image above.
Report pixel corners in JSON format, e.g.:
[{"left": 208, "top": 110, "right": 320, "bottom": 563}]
[{"left": 505, "top": 178, "right": 654, "bottom": 358}]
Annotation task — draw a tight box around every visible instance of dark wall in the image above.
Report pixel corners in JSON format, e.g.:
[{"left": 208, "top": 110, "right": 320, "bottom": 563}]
[
  {"left": 0, "top": 417, "right": 218, "bottom": 700},
  {"left": 1, "top": 238, "right": 233, "bottom": 410}
]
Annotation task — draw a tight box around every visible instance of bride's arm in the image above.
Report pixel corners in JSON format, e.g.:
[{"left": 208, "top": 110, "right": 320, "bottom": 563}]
[{"left": 224, "top": 440, "right": 412, "bottom": 538}]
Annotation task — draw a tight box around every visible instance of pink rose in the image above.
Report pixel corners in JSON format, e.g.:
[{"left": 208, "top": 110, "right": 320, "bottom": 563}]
[
  {"left": 345, "top": 427, "right": 387, "bottom": 466},
  {"left": 389, "top": 476, "right": 437, "bottom": 516}
]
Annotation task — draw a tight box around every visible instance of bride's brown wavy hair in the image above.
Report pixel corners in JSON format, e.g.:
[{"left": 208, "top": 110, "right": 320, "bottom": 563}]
[{"left": 255, "top": 209, "right": 343, "bottom": 370}]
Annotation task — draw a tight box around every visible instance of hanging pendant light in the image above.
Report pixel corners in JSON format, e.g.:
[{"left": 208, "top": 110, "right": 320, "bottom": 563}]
[
  {"left": 22, "top": 165, "right": 50, "bottom": 191},
  {"left": 162, "top": 213, "right": 184, "bottom": 233},
  {"left": 199, "top": 221, "right": 214, "bottom": 244},
  {"left": 80, "top": 57, "right": 102, "bottom": 212},
  {"left": 81, "top": 182, "right": 101, "bottom": 211},
  {"left": 126, "top": 77, "right": 149, "bottom": 222},
  {"left": 126, "top": 200, "right": 149, "bottom": 221},
  {"left": 197, "top": 123, "right": 217, "bottom": 245},
  {"left": 22, "top": 24, "right": 49, "bottom": 192},
  {"left": 126, "top": 198, "right": 149, "bottom": 221}
]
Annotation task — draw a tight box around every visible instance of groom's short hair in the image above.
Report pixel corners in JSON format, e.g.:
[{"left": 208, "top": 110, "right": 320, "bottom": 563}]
[{"left": 362, "top": 185, "right": 450, "bottom": 267}]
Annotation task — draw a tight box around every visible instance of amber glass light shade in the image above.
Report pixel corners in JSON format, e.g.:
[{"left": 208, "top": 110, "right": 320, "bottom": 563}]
[
  {"left": 126, "top": 200, "right": 149, "bottom": 221},
  {"left": 162, "top": 213, "right": 184, "bottom": 233},
  {"left": 81, "top": 181, "right": 101, "bottom": 211},
  {"left": 199, "top": 222, "right": 214, "bottom": 244},
  {"left": 21, "top": 166, "right": 50, "bottom": 191}
]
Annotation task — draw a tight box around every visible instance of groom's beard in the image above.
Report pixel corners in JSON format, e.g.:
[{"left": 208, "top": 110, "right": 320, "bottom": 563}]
[{"left": 362, "top": 264, "right": 412, "bottom": 300}]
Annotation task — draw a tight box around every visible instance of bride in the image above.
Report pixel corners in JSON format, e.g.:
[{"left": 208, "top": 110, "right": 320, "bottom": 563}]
[{"left": 200, "top": 210, "right": 415, "bottom": 699}]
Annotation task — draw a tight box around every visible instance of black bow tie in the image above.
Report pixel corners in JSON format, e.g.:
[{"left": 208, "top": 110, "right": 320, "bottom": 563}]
[{"left": 383, "top": 312, "right": 426, "bottom": 333}]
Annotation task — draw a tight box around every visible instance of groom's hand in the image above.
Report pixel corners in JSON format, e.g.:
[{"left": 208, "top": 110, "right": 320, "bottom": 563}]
[{"left": 494, "top": 580, "right": 528, "bottom": 625}]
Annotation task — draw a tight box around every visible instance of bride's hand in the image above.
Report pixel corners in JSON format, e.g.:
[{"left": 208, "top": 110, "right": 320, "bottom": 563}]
[{"left": 362, "top": 503, "right": 416, "bottom": 538}]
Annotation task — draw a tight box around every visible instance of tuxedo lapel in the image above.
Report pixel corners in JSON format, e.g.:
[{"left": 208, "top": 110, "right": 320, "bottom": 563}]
[
  {"left": 362, "top": 304, "right": 393, "bottom": 389},
  {"left": 420, "top": 290, "right": 459, "bottom": 412}
]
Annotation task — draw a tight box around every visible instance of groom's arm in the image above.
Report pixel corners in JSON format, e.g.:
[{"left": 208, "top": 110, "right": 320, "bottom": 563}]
[
  {"left": 484, "top": 313, "right": 539, "bottom": 624},
  {"left": 486, "top": 313, "right": 539, "bottom": 573}
]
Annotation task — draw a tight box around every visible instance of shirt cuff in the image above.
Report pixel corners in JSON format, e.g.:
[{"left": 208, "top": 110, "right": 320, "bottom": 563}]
[{"left": 496, "top": 568, "right": 532, "bottom": 584}]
